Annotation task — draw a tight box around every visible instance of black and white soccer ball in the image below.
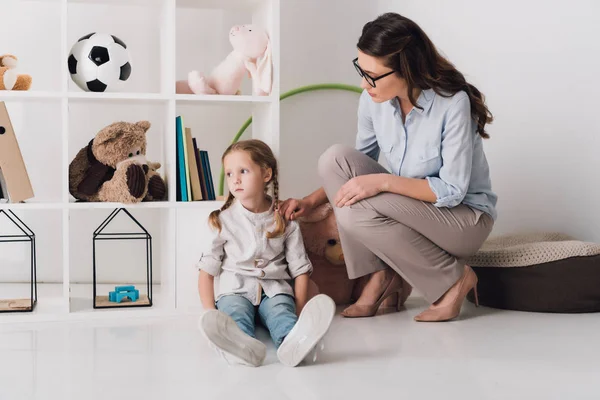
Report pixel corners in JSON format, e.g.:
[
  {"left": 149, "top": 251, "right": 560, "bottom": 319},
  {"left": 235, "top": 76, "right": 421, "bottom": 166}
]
[{"left": 68, "top": 33, "right": 132, "bottom": 92}]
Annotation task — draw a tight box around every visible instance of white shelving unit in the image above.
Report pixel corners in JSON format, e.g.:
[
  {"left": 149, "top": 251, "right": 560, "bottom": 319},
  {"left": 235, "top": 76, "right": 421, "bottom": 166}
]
[{"left": 0, "top": 0, "right": 279, "bottom": 323}]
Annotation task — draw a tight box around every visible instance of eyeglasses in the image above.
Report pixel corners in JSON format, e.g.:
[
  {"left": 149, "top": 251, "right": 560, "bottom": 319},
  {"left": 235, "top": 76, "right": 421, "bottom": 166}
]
[{"left": 353, "top": 57, "right": 395, "bottom": 88}]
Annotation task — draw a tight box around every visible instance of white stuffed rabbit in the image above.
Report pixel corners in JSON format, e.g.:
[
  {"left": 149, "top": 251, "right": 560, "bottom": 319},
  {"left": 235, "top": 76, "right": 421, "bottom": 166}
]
[{"left": 187, "top": 24, "right": 272, "bottom": 96}]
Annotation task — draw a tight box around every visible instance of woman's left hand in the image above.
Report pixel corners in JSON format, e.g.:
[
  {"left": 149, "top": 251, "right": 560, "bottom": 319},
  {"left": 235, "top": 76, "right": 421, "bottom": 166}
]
[{"left": 334, "top": 174, "right": 389, "bottom": 208}]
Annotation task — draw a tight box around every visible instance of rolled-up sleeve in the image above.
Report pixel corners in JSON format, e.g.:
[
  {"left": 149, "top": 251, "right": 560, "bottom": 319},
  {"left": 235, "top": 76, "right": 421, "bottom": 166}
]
[
  {"left": 196, "top": 229, "right": 226, "bottom": 276},
  {"left": 426, "top": 94, "right": 474, "bottom": 208},
  {"left": 355, "top": 90, "right": 380, "bottom": 161},
  {"left": 284, "top": 221, "right": 313, "bottom": 279}
]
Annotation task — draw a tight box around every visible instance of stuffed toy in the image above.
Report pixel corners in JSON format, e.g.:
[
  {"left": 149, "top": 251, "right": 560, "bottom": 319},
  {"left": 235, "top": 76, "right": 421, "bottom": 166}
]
[
  {"left": 297, "top": 203, "right": 353, "bottom": 305},
  {"left": 183, "top": 24, "right": 272, "bottom": 96},
  {"left": 298, "top": 203, "right": 402, "bottom": 312},
  {"left": 69, "top": 120, "right": 167, "bottom": 203},
  {"left": 0, "top": 54, "right": 32, "bottom": 90}
]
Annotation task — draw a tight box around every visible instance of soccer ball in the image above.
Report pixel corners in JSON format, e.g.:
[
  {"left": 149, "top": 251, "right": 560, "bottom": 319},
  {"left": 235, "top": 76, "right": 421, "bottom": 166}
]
[{"left": 67, "top": 33, "right": 132, "bottom": 92}]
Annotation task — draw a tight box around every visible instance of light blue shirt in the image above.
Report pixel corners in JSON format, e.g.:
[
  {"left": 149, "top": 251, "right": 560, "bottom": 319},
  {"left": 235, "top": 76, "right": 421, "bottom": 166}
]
[{"left": 356, "top": 88, "right": 498, "bottom": 220}]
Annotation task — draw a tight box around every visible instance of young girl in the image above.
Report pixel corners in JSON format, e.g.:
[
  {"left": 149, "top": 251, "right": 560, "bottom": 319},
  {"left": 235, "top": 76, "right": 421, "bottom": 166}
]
[{"left": 196, "top": 139, "right": 336, "bottom": 367}]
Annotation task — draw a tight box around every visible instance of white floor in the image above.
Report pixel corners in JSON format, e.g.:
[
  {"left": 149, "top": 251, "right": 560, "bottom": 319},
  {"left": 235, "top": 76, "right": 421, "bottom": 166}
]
[{"left": 1, "top": 295, "right": 599, "bottom": 400}]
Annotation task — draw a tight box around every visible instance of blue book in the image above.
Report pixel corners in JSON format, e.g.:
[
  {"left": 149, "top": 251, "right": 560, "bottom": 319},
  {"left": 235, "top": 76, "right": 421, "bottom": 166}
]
[
  {"left": 176, "top": 116, "right": 188, "bottom": 201},
  {"left": 200, "top": 150, "right": 215, "bottom": 200}
]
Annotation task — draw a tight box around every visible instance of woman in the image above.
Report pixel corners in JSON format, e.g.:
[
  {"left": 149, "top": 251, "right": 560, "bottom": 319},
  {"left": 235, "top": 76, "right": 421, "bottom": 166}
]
[{"left": 280, "top": 12, "right": 497, "bottom": 322}]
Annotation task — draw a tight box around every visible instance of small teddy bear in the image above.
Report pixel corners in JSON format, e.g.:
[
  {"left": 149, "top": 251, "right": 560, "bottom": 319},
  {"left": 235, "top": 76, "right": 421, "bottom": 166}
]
[
  {"left": 69, "top": 120, "right": 167, "bottom": 203},
  {"left": 0, "top": 54, "right": 32, "bottom": 91}
]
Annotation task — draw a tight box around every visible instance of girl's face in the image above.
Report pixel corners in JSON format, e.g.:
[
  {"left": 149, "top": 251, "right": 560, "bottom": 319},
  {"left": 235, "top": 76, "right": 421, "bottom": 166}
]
[
  {"left": 224, "top": 150, "right": 272, "bottom": 203},
  {"left": 355, "top": 50, "right": 407, "bottom": 103}
]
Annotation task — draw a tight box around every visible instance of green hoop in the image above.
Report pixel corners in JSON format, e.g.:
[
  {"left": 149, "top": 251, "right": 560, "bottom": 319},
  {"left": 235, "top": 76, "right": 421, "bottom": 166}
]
[{"left": 218, "top": 83, "right": 363, "bottom": 196}]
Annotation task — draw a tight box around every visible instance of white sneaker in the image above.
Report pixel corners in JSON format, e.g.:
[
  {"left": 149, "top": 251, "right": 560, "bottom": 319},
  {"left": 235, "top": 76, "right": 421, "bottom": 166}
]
[
  {"left": 277, "top": 294, "right": 336, "bottom": 367},
  {"left": 198, "top": 309, "right": 267, "bottom": 367}
]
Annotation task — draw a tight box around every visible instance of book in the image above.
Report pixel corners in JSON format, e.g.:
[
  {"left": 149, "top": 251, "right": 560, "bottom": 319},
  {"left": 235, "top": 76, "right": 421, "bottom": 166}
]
[
  {"left": 0, "top": 102, "right": 34, "bottom": 203},
  {"left": 175, "top": 116, "right": 188, "bottom": 201},
  {"left": 193, "top": 139, "right": 208, "bottom": 201},
  {"left": 200, "top": 150, "right": 216, "bottom": 200},
  {"left": 185, "top": 127, "right": 203, "bottom": 201},
  {"left": 181, "top": 118, "right": 192, "bottom": 200}
]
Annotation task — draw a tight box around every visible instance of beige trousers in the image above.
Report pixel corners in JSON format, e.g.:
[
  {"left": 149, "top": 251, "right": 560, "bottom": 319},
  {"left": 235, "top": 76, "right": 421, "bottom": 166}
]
[{"left": 318, "top": 144, "right": 494, "bottom": 303}]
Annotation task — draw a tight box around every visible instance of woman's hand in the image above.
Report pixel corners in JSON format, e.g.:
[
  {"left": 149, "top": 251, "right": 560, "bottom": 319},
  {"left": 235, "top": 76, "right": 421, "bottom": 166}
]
[
  {"left": 334, "top": 174, "right": 389, "bottom": 208},
  {"left": 278, "top": 197, "right": 316, "bottom": 221}
]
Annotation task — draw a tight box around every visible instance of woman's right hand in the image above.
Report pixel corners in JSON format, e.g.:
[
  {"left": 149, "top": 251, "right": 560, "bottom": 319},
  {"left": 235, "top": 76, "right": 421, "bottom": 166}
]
[{"left": 278, "top": 197, "right": 315, "bottom": 221}]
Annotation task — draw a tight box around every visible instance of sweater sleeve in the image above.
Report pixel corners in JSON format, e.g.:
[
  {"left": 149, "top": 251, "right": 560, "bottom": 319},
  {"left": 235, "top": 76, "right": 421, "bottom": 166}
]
[
  {"left": 284, "top": 220, "right": 313, "bottom": 279},
  {"left": 195, "top": 227, "right": 226, "bottom": 277}
]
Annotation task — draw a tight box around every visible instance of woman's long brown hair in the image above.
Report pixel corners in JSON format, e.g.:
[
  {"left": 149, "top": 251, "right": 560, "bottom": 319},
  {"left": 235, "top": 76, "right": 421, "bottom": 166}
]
[
  {"left": 208, "top": 139, "right": 285, "bottom": 238},
  {"left": 358, "top": 12, "right": 493, "bottom": 138}
]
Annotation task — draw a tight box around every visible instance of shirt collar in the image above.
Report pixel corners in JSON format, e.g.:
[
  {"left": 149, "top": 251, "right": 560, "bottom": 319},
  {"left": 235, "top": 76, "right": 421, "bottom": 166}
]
[
  {"left": 388, "top": 88, "right": 435, "bottom": 115},
  {"left": 233, "top": 198, "right": 274, "bottom": 222}
]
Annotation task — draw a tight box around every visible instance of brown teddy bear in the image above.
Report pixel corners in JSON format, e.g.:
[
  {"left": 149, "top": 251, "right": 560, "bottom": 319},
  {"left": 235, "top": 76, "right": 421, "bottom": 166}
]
[
  {"left": 0, "top": 54, "right": 32, "bottom": 90},
  {"left": 298, "top": 203, "right": 402, "bottom": 312},
  {"left": 69, "top": 120, "right": 167, "bottom": 203}
]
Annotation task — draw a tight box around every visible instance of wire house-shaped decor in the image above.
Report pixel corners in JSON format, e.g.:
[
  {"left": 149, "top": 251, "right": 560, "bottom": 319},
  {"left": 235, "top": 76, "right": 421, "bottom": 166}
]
[
  {"left": 0, "top": 209, "right": 37, "bottom": 313},
  {"left": 93, "top": 208, "right": 153, "bottom": 309}
]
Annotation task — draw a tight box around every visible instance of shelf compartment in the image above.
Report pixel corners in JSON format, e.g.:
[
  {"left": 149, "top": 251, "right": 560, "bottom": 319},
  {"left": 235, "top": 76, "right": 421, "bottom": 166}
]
[
  {"left": 67, "top": 99, "right": 170, "bottom": 204},
  {"left": 0, "top": 209, "right": 66, "bottom": 316},
  {"left": 174, "top": 102, "right": 255, "bottom": 201},
  {"left": 0, "top": 0, "right": 62, "bottom": 93},
  {"left": 68, "top": 208, "right": 171, "bottom": 313},
  {"left": 67, "top": 1, "right": 165, "bottom": 94},
  {"left": 1, "top": 99, "right": 63, "bottom": 204},
  {"left": 175, "top": 0, "right": 278, "bottom": 97}
]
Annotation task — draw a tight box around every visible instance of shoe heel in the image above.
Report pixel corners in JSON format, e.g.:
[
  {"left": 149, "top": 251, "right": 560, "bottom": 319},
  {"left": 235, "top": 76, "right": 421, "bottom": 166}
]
[
  {"left": 396, "top": 297, "right": 403, "bottom": 312},
  {"left": 473, "top": 285, "right": 480, "bottom": 307},
  {"left": 375, "top": 292, "right": 398, "bottom": 316}
]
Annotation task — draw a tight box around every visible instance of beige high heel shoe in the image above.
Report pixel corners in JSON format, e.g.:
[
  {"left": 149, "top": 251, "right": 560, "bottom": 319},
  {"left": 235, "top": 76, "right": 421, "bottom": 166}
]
[
  {"left": 375, "top": 278, "right": 413, "bottom": 315},
  {"left": 342, "top": 274, "right": 407, "bottom": 318},
  {"left": 414, "top": 265, "right": 479, "bottom": 322}
]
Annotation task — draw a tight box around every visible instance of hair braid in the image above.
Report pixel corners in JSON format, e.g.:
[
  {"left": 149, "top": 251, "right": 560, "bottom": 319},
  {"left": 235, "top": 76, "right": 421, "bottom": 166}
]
[
  {"left": 266, "top": 168, "right": 285, "bottom": 239},
  {"left": 208, "top": 192, "right": 235, "bottom": 233}
]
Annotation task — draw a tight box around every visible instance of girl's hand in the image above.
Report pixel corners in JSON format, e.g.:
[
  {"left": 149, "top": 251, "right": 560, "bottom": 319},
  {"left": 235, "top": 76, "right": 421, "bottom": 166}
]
[
  {"left": 293, "top": 274, "right": 310, "bottom": 316},
  {"left": 334, "top": 174, "right": 389, "bottom": 208},
  {"left": 278, "top": 197, "right": 315, "bottom": 221}
]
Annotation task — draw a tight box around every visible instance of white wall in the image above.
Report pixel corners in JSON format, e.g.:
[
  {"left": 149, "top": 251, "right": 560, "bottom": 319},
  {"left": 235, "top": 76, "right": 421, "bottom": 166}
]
[
  {"left": 279, "top": 0, "right": 600, "bottom": 242},
  {"left": 278, "top": 1, "right": 375, "bottom": 200},
  {"left": 2, "top": 0, "right": 599, "bottom": 286}
]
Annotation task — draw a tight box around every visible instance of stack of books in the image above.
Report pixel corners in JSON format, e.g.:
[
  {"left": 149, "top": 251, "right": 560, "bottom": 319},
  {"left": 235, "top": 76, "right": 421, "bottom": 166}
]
[{"left": 175, "top": 116, "right": 216, "bottom": 201}]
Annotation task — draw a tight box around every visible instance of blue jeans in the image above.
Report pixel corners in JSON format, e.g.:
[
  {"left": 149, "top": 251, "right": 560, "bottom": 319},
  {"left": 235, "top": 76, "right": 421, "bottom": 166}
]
[{"left": 216, "top": 292, "right": 297, "bottom": 348}]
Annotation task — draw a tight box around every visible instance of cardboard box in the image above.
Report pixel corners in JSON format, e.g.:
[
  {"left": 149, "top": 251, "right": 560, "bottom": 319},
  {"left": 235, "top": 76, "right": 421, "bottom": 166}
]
[{"left": 0, "top": 101, "right": 34, "bottom": 203}]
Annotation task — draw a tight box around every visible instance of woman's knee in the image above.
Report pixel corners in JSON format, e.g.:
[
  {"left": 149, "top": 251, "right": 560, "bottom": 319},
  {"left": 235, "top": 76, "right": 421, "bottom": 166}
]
[
  {"left": 336, "top": 206, "right": 415, "bottom": 244},
  {"left": 318, "top": 144, "right": 355, "bottom": 180},
  {"left": 335, "top": 206, "right": 377, "bottom": 231}
]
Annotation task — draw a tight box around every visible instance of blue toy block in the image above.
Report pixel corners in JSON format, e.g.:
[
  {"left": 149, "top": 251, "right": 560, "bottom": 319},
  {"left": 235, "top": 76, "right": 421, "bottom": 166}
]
[
  {"left": 115, "top": 285, "right": 136, "bottom": 292},
  {"left": 108, "top": 286, "right": 140, "bottom": 303}
]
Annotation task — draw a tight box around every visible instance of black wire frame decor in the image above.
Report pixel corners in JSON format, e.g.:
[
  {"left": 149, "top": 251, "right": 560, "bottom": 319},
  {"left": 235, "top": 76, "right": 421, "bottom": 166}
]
[
  {"left": 92, "top": 208, "right": 153, "bottom": 309},
  {"left": 0, "top": 209, "right": 37, "bottom": 313}
]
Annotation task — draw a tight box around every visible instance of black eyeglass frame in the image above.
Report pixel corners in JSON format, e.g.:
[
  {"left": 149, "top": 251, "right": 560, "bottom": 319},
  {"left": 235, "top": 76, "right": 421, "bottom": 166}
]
[{"left": 353, "top": 57, "right": 396, "bottom": 88}]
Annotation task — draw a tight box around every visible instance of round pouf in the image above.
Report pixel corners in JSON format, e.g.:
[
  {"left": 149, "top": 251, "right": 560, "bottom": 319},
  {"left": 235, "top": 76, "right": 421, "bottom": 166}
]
[{"left": 466, "top": 233, "right": 600, "bottom": 313}]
